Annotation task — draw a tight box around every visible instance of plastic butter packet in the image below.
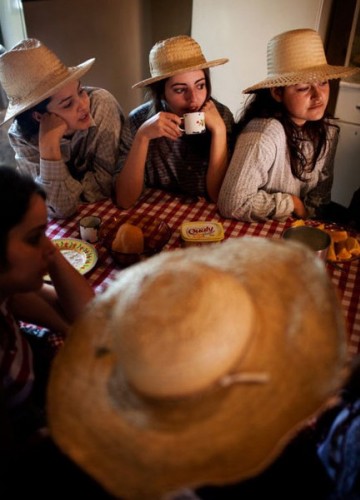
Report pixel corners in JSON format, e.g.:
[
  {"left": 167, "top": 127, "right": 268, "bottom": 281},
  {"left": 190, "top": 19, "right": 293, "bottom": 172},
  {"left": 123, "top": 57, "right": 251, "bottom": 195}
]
[{"left": 180, "top": 221, "right": 224, "bottom": 246}]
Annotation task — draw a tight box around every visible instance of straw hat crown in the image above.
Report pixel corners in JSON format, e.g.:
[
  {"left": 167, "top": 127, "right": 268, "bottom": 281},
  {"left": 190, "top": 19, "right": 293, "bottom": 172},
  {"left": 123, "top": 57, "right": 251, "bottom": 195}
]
[
  {"left": 133, "top": 35, "right": 228, "bottom": 88},
  {"left": 244, "top": 28, "right": 359, "bottom": 93},
  {"left": 0, "top": 38, "right": 94, "bottom": 125}
]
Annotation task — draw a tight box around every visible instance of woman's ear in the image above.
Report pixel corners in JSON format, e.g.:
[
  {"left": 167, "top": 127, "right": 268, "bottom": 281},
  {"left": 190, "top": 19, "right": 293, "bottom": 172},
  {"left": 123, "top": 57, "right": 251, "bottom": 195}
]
[
  {"left": 32, "top": 111, "right": 42, "bottom": 122},
  {"left": 270, "top": 87, "right": 283, "bottom": 103}
]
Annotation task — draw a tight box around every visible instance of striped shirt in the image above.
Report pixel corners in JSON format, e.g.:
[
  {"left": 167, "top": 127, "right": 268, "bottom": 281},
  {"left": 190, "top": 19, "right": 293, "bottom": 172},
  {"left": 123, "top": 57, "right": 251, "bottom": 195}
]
[
  {"left": 8, "top": 87, "right": 125, "bottom": 219},
  {"left": 116, "top": 99, "right": 234, "bottom": 199},
  {"left": 0, "top": 301, "right": 34, "bottom": 410}
]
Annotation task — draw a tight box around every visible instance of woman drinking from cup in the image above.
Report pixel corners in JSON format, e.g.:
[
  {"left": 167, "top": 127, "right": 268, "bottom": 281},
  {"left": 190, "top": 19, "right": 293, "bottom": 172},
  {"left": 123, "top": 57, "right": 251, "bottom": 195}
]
[{"left": 114, "top": 35, "right": 234, "bottom": 209}]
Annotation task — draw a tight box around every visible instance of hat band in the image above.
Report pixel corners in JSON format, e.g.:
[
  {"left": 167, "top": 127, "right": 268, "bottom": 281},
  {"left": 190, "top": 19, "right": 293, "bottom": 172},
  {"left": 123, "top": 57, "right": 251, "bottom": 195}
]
[
  {"left": 220, "top": 372, "right": 270, "bottom": 387},
  {"left": 150, "top": 55, "right": 207, "bottom": 77}
]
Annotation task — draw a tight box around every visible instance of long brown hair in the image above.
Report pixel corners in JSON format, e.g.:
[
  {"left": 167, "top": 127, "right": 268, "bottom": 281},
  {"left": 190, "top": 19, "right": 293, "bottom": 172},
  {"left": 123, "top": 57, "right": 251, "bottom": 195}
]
[
  {"left": 234, "top": 89, "right": 336, "bottom": 181},
  {"left": 14, "top": 97, "right": 51, "bottom": 140}
]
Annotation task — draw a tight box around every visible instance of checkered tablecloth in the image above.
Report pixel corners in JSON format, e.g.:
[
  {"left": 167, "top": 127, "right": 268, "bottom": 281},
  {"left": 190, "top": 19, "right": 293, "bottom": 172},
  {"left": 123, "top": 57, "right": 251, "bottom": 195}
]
[{"left": 46, "top": 188, "right": 360, "bottom": 357}]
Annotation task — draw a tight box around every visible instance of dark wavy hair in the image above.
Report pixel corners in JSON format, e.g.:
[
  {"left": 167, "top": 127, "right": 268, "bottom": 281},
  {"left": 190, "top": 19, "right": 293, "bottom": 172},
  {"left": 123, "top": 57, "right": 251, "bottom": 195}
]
[
  {"left": 235, "top": 89, "right": 336, "bottom": 181},
  {"left": 14, "top": 97, "right": 51, "bottom": 140},
  {"left": 0, "top": 166, "right": 46, "bottom": 269},
  {"left": 145, "top": 68, "right": 212, "bottom": 116}
]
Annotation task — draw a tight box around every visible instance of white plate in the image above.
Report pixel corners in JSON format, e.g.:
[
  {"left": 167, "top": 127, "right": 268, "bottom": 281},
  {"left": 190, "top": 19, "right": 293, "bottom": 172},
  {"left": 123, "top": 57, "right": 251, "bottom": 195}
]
[{"left": 44, "top": 238, "right": 98, "bottom": 282}]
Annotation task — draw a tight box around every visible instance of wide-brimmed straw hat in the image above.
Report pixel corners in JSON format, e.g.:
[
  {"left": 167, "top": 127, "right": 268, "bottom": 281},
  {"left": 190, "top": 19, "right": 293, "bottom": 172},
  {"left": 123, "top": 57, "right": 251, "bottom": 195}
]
[
  {"left": 47, "top": 237, "right": 347, "bottom": 499},
  {"left": 0, "top": 38, "right": 95, "bottom": 126},
  {"left": 244, "top": 28, "right": 359, "bottom": 93},
  {"left": 133, "top": 35, "right": 228, "bottom": 89}
]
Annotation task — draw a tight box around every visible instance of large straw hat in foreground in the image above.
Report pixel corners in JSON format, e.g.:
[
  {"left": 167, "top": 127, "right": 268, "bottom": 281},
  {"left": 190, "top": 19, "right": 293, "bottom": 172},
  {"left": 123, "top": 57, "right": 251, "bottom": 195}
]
[
  {"left": 133, "top": 35, "right": 228, "bottom": 89},
  {"left": 47, "top": 237, "right": 347, "bottom": 499},
  {"left": 0, "top": 38, "right": 94, "bottom": 126},
  {"left": 244, "top": 28, "right": 359, "bottom": 93}
]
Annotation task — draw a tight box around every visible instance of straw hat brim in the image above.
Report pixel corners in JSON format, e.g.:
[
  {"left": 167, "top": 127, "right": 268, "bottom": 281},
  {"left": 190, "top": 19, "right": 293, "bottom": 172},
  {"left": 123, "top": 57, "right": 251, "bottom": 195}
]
[
  {"left": 243, "top": 63, "right": 360, "bottom": 93},
  {"left": 47, "top": 237, "right": 347, "bottom": 499},
  {"left": 0, "top": 58, "right": 95, "bottom": 126},
  {"left": 132, "top": 58, "right": 228, "bottom": 89}
]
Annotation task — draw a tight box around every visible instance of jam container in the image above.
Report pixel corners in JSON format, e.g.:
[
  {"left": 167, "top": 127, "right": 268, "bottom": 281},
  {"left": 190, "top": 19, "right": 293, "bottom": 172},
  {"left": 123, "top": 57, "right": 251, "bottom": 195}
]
[{"left": 180, "top": 221, "right": 224, "bottom": 246}]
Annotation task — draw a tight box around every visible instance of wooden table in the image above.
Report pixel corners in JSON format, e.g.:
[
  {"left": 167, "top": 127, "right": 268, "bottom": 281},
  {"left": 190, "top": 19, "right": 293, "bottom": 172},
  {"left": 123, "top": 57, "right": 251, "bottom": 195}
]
[{"left": 46, "top": 188, "right": 360, "bottom": 357}]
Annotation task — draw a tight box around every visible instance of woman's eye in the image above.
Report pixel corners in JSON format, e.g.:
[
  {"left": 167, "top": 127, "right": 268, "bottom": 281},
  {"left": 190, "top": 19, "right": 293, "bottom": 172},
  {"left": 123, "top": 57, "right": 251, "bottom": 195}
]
[
  {"left": 173, "top": 88, "right": 184, "bottom": 94},
  {"left": 27, "top": 235, "right": 42, "bottom": 246},
  {"left": 27, "top": 231, "right": 46, "bottom": 246},
  {"left": 197, "top": 83, "right": 206, "bottom": 91}
]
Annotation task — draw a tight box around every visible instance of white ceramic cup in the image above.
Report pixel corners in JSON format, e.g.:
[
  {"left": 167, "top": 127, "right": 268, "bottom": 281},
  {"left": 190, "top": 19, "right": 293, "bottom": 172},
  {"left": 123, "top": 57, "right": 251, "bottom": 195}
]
[
  {"left": 79, "top": 216, "right": 102, "bottom": 243},
  {"left": 180, "top": 112, "right": 206, "bottom": 135}
]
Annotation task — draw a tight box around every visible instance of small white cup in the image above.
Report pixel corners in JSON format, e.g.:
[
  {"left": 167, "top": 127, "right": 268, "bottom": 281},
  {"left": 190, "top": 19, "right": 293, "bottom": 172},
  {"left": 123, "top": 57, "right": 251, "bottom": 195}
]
[
  {"left": 180, "top": 112, "right": 206, "bottom": 135},
  {"left": 79, "top": 216, "right": 101, "bottom": 243}
]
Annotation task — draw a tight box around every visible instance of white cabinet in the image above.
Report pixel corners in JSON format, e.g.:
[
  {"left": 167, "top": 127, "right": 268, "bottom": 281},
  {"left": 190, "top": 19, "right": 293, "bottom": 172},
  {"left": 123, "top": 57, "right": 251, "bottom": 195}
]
[
  {"left": 331, "top": 0, "right": 360, "bottom": 207},
  {"left": 331, "top": 81, "right": 360, "bottom": 207}
]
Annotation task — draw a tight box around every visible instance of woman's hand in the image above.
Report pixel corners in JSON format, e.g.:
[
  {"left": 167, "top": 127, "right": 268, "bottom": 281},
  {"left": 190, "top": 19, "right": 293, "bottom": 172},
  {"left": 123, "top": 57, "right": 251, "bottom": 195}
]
[
  {"left": 291, "top": 195, "right": 308, "bottom": 219},
  {"left": 39, "top": 112, "right": 68, "bottom": 161},
  {"left": 138, "top": 112, "right": 182, "bottom": 141},
  {"left": 201, "top": 100, "right": 226, "bottom": 134}
]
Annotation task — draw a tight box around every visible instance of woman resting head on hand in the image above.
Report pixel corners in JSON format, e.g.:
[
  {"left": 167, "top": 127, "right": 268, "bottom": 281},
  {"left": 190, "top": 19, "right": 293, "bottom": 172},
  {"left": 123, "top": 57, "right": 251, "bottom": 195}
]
[
  {"left": 0, "top": 165, "right": 94, "bottom": 447},
  {"left": 0, "top": 39, "right": 124, "bottom": 219},
  {"left": 218, "top": 28, "right": 359, "bottom": 223},
  {"left": 114, "top": 35, "right": 234, "bottom": 209}
]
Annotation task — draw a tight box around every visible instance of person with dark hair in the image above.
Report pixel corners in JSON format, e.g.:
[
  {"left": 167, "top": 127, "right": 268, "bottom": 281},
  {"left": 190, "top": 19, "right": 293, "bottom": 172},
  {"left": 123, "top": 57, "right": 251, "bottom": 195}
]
[
  {"left": 317, "top": 354, "right": 360, "bottom": 498},
  {"left": 218, "top": 29, "right": 359, "bottom": 223},
  {"left": 0, "top": 165, "right": 94, "bottom": 447},
  {"left": 114, "top": 35, "right": 234, "bottom": 209},
  {"left": 0, "top": 39, "right": 124, "bottom": 219}
]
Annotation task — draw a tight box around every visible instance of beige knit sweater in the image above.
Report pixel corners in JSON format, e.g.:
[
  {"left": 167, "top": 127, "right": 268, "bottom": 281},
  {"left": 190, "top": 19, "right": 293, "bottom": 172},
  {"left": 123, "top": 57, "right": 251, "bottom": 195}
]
[{"left": 218, "top": 118, "right": 338, "bottom": 222}]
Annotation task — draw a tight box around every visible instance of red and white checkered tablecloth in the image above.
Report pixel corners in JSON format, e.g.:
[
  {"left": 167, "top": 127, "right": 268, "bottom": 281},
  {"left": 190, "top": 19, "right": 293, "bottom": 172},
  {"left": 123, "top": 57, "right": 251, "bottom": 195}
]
[{"left": 46, "top": 188, "right": 360, "bottom": 358}]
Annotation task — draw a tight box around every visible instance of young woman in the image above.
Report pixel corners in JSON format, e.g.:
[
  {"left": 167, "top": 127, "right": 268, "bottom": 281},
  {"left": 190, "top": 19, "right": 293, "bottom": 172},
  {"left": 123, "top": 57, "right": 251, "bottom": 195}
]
[
  {"left": 114, "top": 35, "right": 234, "bottom": 209},
  {"left": 218, "top": 29, "right": 359, "bottom": 222},
  {"left": 0, "top": 38, "right": 124, "bottom": 219},
  {"left": 0, "top": 166, "right": 94, "bottom": 447}
]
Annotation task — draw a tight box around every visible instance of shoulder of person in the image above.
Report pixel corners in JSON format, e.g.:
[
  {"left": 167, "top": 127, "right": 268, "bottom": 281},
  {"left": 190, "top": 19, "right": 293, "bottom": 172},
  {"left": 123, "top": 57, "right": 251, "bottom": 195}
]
[
  {"left": 86, "top": 87, "right": 124, "bottom": 122},
  {"left": 244, "top": 117, "right": 285, "bottom": 136},
  {"left": 128, "top": 101, "right": 152, "bottom": 118},
  {"left": 86, "top": 86, "right": 123, "bottom": 109},
  {"left": 325, "top": 118, "right": 340, "bottom": 140}
]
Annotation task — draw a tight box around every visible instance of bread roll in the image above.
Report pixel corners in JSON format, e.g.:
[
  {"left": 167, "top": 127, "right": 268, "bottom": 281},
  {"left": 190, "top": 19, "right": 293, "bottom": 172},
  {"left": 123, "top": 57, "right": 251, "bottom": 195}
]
[{"left": 111, "top": 223, "right": 144, "bottom": 254}]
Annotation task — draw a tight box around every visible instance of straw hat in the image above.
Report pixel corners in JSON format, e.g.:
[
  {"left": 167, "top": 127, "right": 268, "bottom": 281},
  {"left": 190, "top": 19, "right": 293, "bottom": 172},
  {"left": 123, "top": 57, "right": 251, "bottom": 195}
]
[
  {"left": 133, "top": 35, "right": 228, "bottom": 89},
  {"left": 47, "top": 237, "right": 347, "bottom": 499},
  {"left": 0, "top": 38, "right": 95, "bottom": 126},
  {"left": 244, "top": 28, "right": 359, "bottom": 93}
]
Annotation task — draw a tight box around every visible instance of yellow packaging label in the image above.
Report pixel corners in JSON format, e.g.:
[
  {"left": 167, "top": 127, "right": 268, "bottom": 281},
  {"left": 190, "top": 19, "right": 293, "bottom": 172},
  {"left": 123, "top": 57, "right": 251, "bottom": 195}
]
[{"left": 180, "top": 221, "right": 224, "bottom": 246}]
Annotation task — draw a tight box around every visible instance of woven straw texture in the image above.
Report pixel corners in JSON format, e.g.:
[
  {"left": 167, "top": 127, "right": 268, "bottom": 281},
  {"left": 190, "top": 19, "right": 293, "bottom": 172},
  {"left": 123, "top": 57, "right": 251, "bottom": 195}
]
[
  {"left": 133, "top": 35, "right": 228, "bottom": 88},
  {"left": 48, "top": 237, "right": 347, "bottom": 499},
  {"left": 0, "top": 38, "right": 94, "bottom": 125},
  {"left": 244, "top": 29, "right": 359, "bottom": 93}
]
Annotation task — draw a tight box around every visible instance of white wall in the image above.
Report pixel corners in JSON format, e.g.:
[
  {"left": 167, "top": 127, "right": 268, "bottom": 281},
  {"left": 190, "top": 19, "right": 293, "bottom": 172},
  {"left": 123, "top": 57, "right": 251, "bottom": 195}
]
[
  {"left": 0, "top": 0, "right": 27, "bottom": 49},
  {"left": 192, "top": 0, "right": 331, "bottom": 118},
  {"left": 21, "top": 0, "right": 146, "bottom": 116},
  {"left": 16, "top": 0, "right": 192, "bottom": 116}
]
